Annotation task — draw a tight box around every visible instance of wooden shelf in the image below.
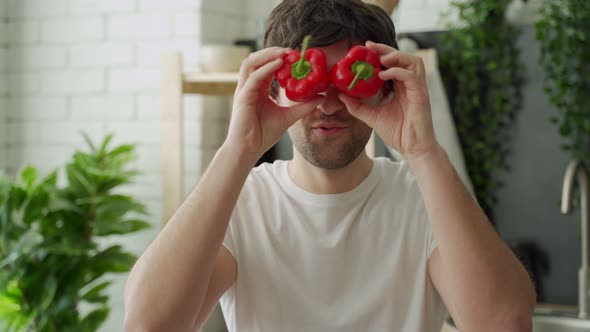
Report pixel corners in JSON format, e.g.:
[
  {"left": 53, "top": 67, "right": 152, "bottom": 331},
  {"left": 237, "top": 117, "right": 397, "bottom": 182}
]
[
  {"left": 161, "top": 53, "right": 240, "bottom": 223},
  {"left": 182, "top": 72, "right": 239, "bottom": 95}
]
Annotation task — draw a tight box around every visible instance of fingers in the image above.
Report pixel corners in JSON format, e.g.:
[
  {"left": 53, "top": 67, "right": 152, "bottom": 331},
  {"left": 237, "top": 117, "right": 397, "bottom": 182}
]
[
  {"left": 240, "top": 57, "right": 285, "bottom": 96},
  {"left": 338, "top": 93, "right": 376, "bottom": 128},
  {"left": 366, "top": 40, "right": 424, "bottom": 71},
  {"left": 280, "top": 95, "right": 325, "bottom": 126},
  {"left": 237, "top": 47, "right": 290, "bottom": 90},
  {"left": 365, "top": 40, "right": 396, "bottom": 55},
  {"left": 379, "top": 66, "right": 413, "bottom": 81},
  {"left": 379, "top": 67, "right": 424, "bottom": 91}
]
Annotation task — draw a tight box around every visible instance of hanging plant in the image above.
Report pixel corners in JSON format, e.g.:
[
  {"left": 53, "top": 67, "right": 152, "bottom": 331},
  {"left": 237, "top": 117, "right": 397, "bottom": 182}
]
[
  {"left": 440, "top": 0, "right": 525, "bottom": 219},
  {"left": 535, "top": 0, "right": 590, "bottom": 163}
]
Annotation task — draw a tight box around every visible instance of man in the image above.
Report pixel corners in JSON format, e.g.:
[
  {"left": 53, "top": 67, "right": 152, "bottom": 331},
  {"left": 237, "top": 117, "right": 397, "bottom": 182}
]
[{"left": 124, "top": 1, "right": 536, "bottom": 331}]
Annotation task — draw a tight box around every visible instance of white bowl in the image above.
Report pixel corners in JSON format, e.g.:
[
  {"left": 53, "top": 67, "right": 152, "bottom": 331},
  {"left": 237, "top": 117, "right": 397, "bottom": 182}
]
[{"left": 199, "top": 45, "right": 251, "bottom": 73}]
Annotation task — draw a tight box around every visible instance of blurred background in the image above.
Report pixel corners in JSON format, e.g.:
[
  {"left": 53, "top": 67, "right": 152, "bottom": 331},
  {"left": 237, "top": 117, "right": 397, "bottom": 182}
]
[{"left": 0, "top": 0, "right": 589, "bottom": 331}]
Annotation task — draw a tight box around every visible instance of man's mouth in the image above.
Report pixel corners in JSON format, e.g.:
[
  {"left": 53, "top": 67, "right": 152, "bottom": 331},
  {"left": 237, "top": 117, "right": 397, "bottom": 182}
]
[{"left": 312, "top": 122, "right": 349, "bottom": 136}]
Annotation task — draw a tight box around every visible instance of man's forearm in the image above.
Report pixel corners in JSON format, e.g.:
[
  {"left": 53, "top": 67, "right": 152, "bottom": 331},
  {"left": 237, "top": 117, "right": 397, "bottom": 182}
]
[
  {"left": 124, "top": 145, "right": 258, "bottom": 331},
  {"left": 407, "top": 145, "right": 536, "bottom": 328}
]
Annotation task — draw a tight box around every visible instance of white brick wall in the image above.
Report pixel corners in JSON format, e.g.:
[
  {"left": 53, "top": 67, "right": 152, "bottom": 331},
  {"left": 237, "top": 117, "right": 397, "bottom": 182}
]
[
  {"left": 8, "top": 0, "right": 69, "bottom": 18},
  {"left": 69, "top": 0, "right": 137, "bottom": 16},
  {"left": 7, "top": 20, "right": 40, "bottom": 45},
  {"left": 393, "top": 0, "right": 459, "bottom": 33},
  {"left": 136, "top": 40, "right": 200, "bottom": 67},
  {"left": 71, "top": 43, "right": 134, "bottom": 67},
  {"left": 139, "top": 0, "right": 200, "bottom": 11},
  {"left": 41, "top": 17, "right": 104, "bottom": 43},
  {"left": 1, "top": 0, "right": 8, "bottom": 172},
  {"left": 244, "top": 0, "right": 460, "bottom": 38},
  {"left": 71, "top": 95, "right": 135, "bottom": 121},
  {"left": 107, "top": 14, "right": 172, "bottom": 40},
  {"left": 39, "top": 69, "right": 105, "bottom": 94},
  {"left": 7, "top": 96, "right": 69, "bottom": 121},
  {"left": 9, "top": 46, "right": 67, "bottom": 70}
]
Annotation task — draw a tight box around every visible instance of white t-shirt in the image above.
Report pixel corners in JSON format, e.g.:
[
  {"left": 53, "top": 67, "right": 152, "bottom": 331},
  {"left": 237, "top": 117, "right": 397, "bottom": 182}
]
[{"left": 219, "top": 158, "right": 447, "bottom": 332}]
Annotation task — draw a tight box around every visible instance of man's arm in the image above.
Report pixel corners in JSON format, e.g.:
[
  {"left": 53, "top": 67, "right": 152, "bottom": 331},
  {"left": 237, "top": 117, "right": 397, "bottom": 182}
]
[
  {"left": 124, "top": 146, "right": 254, "bottom": 331},
  {"left": 123, "top": 46, "right": 324, "bottom": 332},
  {"left": 408, "top": 146, "right": 536, "bottom": 332},
  {"left": 340, "top": 41, "right": 535, "bottom": 331}
]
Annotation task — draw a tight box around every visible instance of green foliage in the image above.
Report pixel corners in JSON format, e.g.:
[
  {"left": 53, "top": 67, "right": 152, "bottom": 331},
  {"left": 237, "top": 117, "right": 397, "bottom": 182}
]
[
  {"left": 535, "top": 0, "right": 590, "bottom": 163},
  {"left": 0, "top": 134, "right": 151, "bottom": 332},
  {"left": 441, "top": 0, "right": 524, "bottom": 218}
]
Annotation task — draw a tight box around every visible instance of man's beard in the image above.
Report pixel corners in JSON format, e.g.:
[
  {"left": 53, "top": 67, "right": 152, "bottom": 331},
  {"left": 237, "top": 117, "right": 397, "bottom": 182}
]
[{"left": 290, "top": 124, "right": 372, "bottom": 170}]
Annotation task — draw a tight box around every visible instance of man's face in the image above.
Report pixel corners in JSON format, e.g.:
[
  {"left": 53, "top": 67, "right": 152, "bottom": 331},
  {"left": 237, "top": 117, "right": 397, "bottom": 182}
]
[{"left": 279, "top": 39, "right": 380, "bottom": 170}]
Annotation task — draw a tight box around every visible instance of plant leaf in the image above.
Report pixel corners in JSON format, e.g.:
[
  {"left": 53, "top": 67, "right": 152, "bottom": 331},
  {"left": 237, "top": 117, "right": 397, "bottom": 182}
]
[
  {"left": 98, "top": 134, "right": 114, "bottom": 157},
  {"left": 81, "top": 131, "right": 98, "bottom": 153},
  {"left": 0, "top": 229, "right": 43, "bottom": 269},
  {"left": 66, "top": 164, "right": 96, "bottom": 196},
  {"left": 0, "top": 280, "right": 33, "bottom": 332},
  {"left": 95, "top": 195, "right": 148, "bottom": 220},
  {"left": 62, "top": 307, "right": 109, "bottom": 332},
  {"left": 81, "top": 281, "right": 111, "bottom": 303},
  {"left": 47, "top": 198, "right": 84, "bottom": 215},
  {"left": 93, "top": 219, "right": 151, "bottom": 236},
  {"left": 108, "top": 144, "right": 135, "bottom": 158},
  {"left": 43, "top": 241, "right": 93, "bottom": 256},
  {"left": 20, "top": 166, "right": 38, "bottom": 193},
  {"left": 91, "top": 245, "right": 137, "bottom": 273},
  {"left": 39, "top": 275, "right": 58, "bottom": 312}
]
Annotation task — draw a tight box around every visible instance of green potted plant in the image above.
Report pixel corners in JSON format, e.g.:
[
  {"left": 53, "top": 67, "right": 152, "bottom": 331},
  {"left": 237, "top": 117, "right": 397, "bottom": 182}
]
[
  {"left": 0, "top": 134, "right": 151, "bottom": 331},
  {"left": 441, "top": 0, "right": 525, "bottom": 218},
  {"left": 535, "top": 0, "right": 590, "bottom": 163}
]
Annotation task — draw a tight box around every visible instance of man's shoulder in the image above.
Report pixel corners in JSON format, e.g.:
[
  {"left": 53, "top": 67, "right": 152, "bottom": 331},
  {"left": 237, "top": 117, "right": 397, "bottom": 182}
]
[
  {"left": 243, "top": 160, "right": 286, "bottom": 189},
  {"left": 250, "top": 160, "right": 285, "bottom": 179},
  {"left": 374, "top": 157, "right": 416, "bottom": 181},
  {"left": 373, "top": 157, "right": 421, "bottom": 195}
]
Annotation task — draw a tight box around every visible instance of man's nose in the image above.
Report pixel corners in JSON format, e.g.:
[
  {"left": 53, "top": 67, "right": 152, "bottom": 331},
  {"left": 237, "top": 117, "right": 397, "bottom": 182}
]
[{"left": 317, "top": 86, "right": 345, "bottom": 115}]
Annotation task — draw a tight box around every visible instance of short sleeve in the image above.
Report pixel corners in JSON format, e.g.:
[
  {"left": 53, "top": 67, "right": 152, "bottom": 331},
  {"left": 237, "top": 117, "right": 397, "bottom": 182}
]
[
  {"left": 426, "top": 223, "right": 438, "bottom": 259},
  {"left": 221, "top": 180, "right": 250, "bottom": 262},
  {"left": 415, "top": 189, "right": 438, "bottom": 259},
  {"left": 222, "top": 220, "right": 237, "bottom": 261}
]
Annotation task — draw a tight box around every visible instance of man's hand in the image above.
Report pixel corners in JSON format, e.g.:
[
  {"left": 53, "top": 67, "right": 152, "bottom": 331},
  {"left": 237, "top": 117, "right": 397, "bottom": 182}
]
[
  {"left": 224, "top": 47, "right": 325, "bottom": 161},
  {"left": 338, "top": 41, "right": 439, "bottom": 161}
]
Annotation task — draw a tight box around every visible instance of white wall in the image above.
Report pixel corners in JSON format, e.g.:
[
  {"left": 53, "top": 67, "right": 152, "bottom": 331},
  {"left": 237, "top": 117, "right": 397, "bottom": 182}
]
[
  {"left": 393, "top": 0, "right": 459, "bottom": 33},
  {"left": 243, "top": 0, "right": 459, "bottom": 37},
  {"left": 0, "top": 0, "right": 8, "bottom": 172}
]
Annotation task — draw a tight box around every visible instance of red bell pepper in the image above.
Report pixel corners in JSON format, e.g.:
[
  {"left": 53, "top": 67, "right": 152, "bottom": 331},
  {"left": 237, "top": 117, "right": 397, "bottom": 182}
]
[
  {"left": 274, "top": 35, "right": 330, "bottom": 102},
  {"left": 330, "top": 45, "right": 384, "bottom": 98}
]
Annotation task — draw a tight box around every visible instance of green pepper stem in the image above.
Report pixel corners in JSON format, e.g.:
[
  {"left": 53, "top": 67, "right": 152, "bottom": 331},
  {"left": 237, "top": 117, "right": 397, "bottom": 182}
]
[
  {"left": 297, "top": 35, "right": 312, "bottom": 73},
  {"left": 348, "top": 61, "right": 375, "bottom": 90},
  {"left": 348, "top": 66, "right": 366, "bottom": 90}
]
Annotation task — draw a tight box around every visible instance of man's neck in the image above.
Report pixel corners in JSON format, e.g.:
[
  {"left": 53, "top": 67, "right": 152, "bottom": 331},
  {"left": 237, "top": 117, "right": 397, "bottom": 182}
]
[{"left": 287, "top": 151, "right": 374, "bottom": 194}]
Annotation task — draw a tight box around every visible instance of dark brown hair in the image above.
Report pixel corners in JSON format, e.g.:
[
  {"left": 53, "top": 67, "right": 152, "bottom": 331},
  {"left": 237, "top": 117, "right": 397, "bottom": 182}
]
[{"left": 264, "top": 0, "right": 398, "bottom": 98}]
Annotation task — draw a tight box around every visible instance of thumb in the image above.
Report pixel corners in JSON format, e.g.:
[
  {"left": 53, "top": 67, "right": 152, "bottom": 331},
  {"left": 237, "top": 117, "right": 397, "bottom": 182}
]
[
  {"left": 338, "top": 93, "right": 376, "bottom": 128},
  {"left": 281, "top": 95, "right": 325, "bottom": 126}
]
